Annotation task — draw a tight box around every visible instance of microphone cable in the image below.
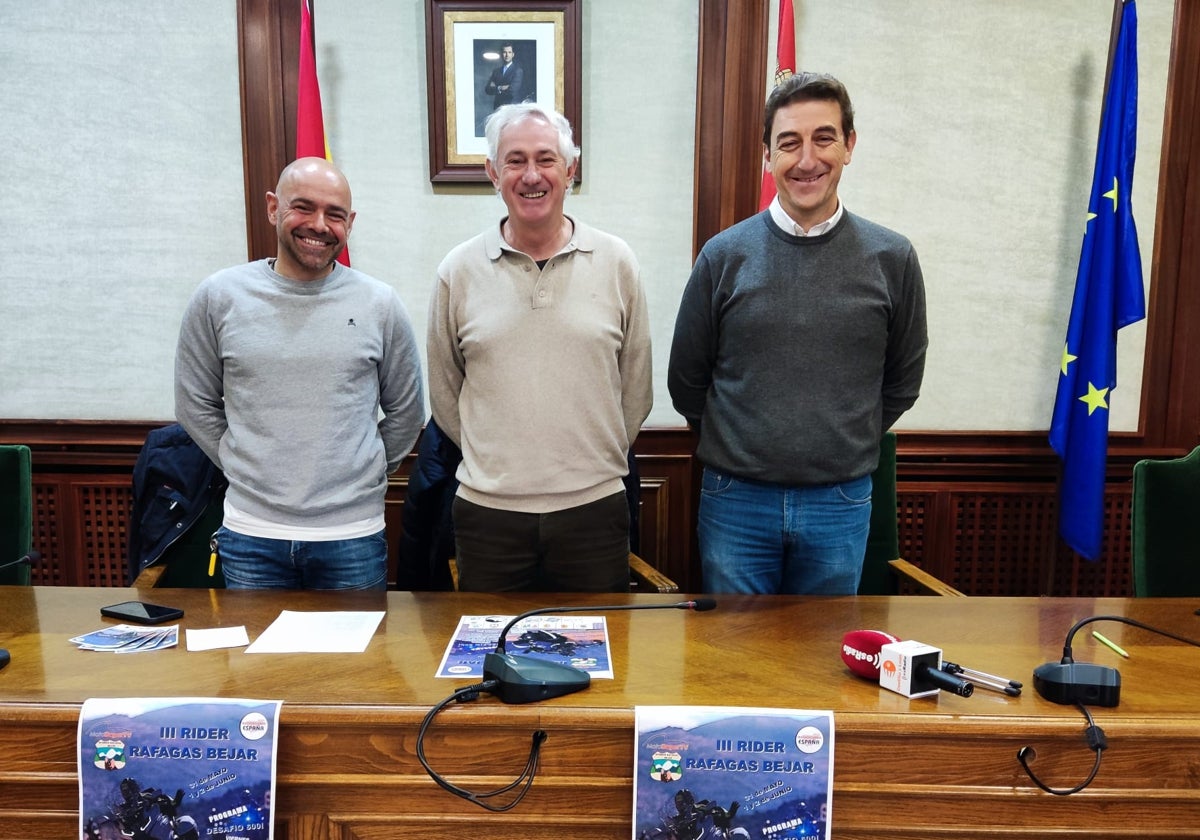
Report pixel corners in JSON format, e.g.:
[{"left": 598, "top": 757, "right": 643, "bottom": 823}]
[
  {"left": 415, "top": 680, "right": 548, "bottom": 811},
  {"left": 1017, "top": 702, "right": 1107, "bottom": 796}
]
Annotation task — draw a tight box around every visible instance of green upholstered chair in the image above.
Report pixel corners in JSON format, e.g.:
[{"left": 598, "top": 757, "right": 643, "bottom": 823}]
[
  {"left": 1131, "top": 445, "right": 1200, "bottom": 597},
  {"left": 0, "top": 444, "right": 34, "bottom": 586},
  {"left": 858, "top": 432, "right": 964, "bottom": 597}
]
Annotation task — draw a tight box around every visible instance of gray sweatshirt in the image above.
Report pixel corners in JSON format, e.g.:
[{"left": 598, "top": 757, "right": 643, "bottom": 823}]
[{"left": 175, "top": 259, "right": 425, "bottom": 527}]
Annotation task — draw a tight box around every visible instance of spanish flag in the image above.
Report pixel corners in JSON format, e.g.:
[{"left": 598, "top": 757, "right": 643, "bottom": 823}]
[
  {"left": 758, "top": 0, "right": 795, "bottom": 211},
  {"left": 296, "top": 0, "right": 350, "bottom": 265}
]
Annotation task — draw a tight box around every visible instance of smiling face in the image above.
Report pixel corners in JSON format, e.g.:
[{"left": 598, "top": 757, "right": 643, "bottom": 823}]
[
  {"left": 265, "top": 158, "right": 355, "bottom": 281},
  {"left": 485, "top": 115, "right": 576, "bottom": 233},
  {"left": 764, "top": 98, "right": 856, "bottom": 230}
]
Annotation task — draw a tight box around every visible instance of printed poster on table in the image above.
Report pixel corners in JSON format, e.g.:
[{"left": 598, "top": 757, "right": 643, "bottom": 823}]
[
  {"left": 78, "top": 697, "right": 282, "bottom": 840},
  {"left": 436, "top": 614, "right": 613, "bottom": 679},
  {"left": 633, "top": 706, "right": 834, "bottom": 840}
]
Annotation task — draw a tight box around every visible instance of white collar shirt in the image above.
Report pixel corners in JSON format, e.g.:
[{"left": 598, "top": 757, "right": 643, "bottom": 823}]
[{"left": 768, "top": 195, "right": 844, "bottom": 237}]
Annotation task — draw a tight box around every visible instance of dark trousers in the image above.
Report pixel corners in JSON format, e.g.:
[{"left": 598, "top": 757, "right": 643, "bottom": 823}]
[{"left": 452, "top": 492, "right": 630, "bottom": 593}]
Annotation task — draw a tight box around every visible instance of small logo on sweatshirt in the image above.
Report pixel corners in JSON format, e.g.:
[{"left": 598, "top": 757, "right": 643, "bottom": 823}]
[{"left": 347, "top": 318, "right": 357, "bottom": 327}]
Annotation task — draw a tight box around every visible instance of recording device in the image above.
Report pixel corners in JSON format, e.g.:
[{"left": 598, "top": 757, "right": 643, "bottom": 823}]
[
  {"left": 841, "top": 629, "right": 973, "bottom": 698},
  {"left": 100, "top": 600, "right": 184, "bottom": 626},
  {"left": 483, "top": 598, "right": 717, "bottom": 704}
]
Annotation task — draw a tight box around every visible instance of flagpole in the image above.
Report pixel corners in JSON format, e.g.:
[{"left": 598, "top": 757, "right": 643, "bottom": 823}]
[{"left": 1100, "top": 0, "right": 1128, "bottom": 115}]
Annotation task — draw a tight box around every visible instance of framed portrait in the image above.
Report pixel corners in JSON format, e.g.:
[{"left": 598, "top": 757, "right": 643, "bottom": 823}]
[{"left": 425, "top": 0, "right": 582, "bottom": 183}]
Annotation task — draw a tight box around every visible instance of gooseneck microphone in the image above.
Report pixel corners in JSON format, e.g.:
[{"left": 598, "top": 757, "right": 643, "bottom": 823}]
[
  {"left": 417, "top": 597, "right": 717, "bottom": 811},
  {"left": 2, "top": 552, "right": 43, "bottom": 671},
  {"left": 0, "top": 551, "right": 42, "bottom": 574},
  {"left": 485, "top": 599, "right": 717, "bottom": 704},
  {"left": 1033, "top": 614, "right": 1200, "bottom": 707}
]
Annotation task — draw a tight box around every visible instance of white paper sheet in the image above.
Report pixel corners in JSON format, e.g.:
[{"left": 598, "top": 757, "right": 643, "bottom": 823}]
[
  {"left": 243, "top": 610, "right": 385, "bottom": 654},
  {"left": 185, "top": 625, "right": 251, "bottom": 651}
]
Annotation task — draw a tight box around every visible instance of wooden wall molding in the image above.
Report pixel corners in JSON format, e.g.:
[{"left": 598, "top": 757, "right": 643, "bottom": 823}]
[{"left": 0, "top": 420, "right": 1144, "bottom": 596}]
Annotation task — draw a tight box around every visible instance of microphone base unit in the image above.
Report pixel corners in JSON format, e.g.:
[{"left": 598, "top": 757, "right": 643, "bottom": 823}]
[
  {"left": 1032, "top": 661, "right": 1121, "bottom": 707},
  {"left": 482, "top": 652, "right": 590, "bottom": 704}
]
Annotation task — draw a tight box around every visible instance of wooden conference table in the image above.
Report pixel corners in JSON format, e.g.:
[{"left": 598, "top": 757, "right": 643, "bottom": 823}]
[{"left": 2, "top": 586, "right": 1199, "bottom": 840}]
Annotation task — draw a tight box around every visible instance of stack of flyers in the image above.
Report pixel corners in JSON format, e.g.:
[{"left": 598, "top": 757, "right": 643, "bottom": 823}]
[{"left": 70, "top": 624, "right": 179, "bottom": 653}]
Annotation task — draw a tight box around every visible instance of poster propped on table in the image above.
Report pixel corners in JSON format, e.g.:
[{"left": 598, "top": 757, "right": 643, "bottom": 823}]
[
  {"left": 78, "top": 697, "right": 282, "bottom": 840},
  {"left": 633, "top": 706, "right": 834, "bottom": 840}
]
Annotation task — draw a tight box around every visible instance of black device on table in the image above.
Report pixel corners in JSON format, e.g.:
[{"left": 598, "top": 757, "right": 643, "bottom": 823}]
[{"left": 100, "top": 600, "right": 184, "bottom": 625}]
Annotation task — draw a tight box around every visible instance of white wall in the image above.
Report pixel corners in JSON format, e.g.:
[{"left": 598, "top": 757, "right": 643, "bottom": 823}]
[
  {"left": 0, "top": 2, "right": 246, "bottom": 420},
  {"left": 792, "top": 1, "right": 1170, "bottom": 432}
]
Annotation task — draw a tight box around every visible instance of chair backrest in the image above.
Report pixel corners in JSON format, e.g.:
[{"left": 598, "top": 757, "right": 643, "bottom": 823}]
[
  {"left": 0, "top": 444, "right": 33, "bottom": 585},
  {"left": 127, "top": 424, "right": 226, "bottom": 588},
  {"left": 857, "top": 431, "right": 900, "bottom": 596},
  {"left": 1131, "top": 445, "right": 1200, "bottom": 597}
]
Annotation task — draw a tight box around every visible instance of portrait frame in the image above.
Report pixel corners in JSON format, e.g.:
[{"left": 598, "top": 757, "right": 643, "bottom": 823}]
[{"left": 425, "top": 0, "right": 582, "bottom": 183}]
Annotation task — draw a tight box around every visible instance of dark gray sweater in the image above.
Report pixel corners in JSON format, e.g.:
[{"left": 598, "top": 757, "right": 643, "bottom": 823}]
[{"left": 668, "top": 210, "right": 927, "bottom": 485}]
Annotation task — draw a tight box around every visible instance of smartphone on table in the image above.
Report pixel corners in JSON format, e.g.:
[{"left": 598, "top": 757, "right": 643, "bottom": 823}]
[{"left": 99, "top": 601, "right": 184, "bottom": 625}]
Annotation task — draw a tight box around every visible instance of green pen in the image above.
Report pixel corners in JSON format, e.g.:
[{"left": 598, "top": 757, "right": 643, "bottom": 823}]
[{"left": 1092, "top": 630, "right": 1129, "bottom": 658}]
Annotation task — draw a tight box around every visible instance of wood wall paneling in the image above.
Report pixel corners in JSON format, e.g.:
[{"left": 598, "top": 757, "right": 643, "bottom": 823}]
[
  {"left": 0, "top": 422, "right": 1141, "bottom": 596},
  {"left": 1143, "top": 0, "right": 1200, "bottom": 449}
]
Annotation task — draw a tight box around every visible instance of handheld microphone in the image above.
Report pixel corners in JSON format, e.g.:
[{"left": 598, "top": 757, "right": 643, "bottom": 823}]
[
  {"left": 841, "top": 630, "right": 973, "bottom": 698},
  {"left": 484, "top": 599, "right": 717, "bottom": 704},
  {"left": 0, "top": 551, "right": 41, "bottom": 574}
]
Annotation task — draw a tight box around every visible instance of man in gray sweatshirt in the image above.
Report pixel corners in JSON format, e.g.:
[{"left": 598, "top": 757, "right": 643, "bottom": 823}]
[
  {"left": 175, "top": 157, "right": 425, "bottom": 590},
  {"left": 668, "top": 73, "right": 927, "bottom": 596}
]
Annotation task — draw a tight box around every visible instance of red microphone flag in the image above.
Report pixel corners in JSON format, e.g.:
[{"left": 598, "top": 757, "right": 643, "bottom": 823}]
[
  {"left": 840, "top": 629, "right": 901, "bottom": 680},
  {"left": 758, "top": 0, "right": 796, "bottom": 211},
  {"left": 296, "top": 0, "right": 350, "bottom": 266}
]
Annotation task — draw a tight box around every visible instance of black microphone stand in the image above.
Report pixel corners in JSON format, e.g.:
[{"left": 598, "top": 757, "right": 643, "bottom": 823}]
[
  {"left": 1, "top": 552, "right": 42, "bottom": 671},
  {"left": 416, "top": 597, "right": 717, "bottom": 810},
  {"left": 0, "top": 551, "right": 41, "bottom": 574}
]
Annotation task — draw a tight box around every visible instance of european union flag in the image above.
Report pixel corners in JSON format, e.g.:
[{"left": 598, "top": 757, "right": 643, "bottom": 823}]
[{"left": 1049, "top": 0, "right": 1146, "bottom": 561}]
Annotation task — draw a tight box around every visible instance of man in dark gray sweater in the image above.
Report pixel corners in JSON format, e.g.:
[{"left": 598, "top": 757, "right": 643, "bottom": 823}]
[{"left": 667, "top": 73, "right": 927, "bottom": 595}]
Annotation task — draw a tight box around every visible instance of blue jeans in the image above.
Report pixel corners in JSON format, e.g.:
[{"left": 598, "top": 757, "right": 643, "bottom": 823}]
[
  {"left": 216, "top": 527, "right": 388, "bottom": 591},
  {"left": 697, "top": 468, "right": 872, "bottom": 595}
]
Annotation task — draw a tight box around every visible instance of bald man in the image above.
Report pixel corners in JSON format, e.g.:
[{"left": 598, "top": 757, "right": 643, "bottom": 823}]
[{"left": 175, "top": 157, "right": 424, "bottom": 590}]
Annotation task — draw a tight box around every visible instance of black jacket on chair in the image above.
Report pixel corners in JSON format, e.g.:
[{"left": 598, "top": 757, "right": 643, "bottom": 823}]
[
  {"left": 396, "top": 418, "right": 641, "bottom": 591},
  {"left": 127, "top": 423, "right": 226, "bottom": 585},
  {"left": 396, "top": 418, "right": 460, "bottom": 591}
]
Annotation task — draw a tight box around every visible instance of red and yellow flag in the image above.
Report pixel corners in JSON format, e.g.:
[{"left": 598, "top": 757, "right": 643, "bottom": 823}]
[
  {"left": 758, "top": 0, "right": 796, "bottom": 211},
  {"left": 296, "top": 0, "right": 350, "bottom": 265}
]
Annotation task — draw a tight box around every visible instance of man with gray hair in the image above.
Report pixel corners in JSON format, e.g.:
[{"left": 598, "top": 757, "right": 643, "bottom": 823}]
[{"left": 427, "top": 103, "right": 652, "bottom": 592}]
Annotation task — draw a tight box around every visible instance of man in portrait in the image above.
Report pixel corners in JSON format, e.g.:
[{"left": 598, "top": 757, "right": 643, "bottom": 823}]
[{"left": 484, "top": 43, "right": 524, "bottom": 110}]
